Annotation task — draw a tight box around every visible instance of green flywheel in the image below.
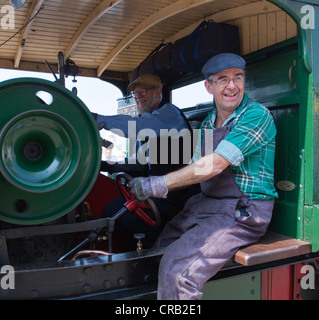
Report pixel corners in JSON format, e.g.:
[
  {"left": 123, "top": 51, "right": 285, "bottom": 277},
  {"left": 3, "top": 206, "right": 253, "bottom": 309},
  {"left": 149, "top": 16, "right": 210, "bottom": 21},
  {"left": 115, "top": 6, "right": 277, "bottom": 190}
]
[{"left": 0, "top": 78, "right": 101, "bottom": 225}]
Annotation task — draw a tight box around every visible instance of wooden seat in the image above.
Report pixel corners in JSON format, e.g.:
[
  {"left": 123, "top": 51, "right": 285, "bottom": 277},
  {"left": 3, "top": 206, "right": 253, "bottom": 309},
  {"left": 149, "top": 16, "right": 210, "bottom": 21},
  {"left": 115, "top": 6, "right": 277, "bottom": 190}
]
[{"left": 233, "top": 231, "right": 312, "bottom": 266}]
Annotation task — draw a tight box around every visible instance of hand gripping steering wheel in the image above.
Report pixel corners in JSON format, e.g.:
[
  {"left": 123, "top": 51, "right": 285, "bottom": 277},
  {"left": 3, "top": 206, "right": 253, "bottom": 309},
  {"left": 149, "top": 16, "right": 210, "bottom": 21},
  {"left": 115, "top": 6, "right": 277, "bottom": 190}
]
[
  {"left": 116, "top": 172, "right": 161, "bottom": 227},
  {"left": 57, "top": 173, "right": 161, "bottom": 262}
]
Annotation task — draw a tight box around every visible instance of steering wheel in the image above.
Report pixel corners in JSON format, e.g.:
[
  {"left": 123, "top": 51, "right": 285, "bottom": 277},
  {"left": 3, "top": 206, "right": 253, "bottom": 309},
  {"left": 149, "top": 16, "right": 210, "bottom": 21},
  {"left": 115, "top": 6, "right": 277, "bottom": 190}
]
[{"left": 116, "top": 172, "right": 161, "bottom": 227}]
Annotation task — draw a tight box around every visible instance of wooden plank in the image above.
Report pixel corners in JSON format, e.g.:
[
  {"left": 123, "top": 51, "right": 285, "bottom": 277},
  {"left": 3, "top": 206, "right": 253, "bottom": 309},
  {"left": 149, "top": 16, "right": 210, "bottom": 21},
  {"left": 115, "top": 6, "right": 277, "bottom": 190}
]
[
  {"left": 276, "top": 11, "right": 287, "bottom": 43},
  {"left": 234, "top": 232, "right": 312, "bottom": 266},
  {"left": 287, "top": 14, "right": 297, "bottom": 39},
  {"left": 258, "top": 14, "right": 267, "bottom": 49},
  {"left": 64, "top": 0, "right": 124, "bottom": 59},
  {"left": 167, "top": 2, "right": 281, "bottom": 43},
  {"left": 0, "top": 0, "right": 300, "bottom": 75},
  {"left": 14, "top": 0, "right": 46, "bottom": 68},
  {"left": 249, "top": 15, "right": 258, "bottom": 52},
  {"left": 241, "top": 16, "right": 250, "bottom": 55},
  {"left": 267, "top": 12, "right": 277, "bottom": 46}
]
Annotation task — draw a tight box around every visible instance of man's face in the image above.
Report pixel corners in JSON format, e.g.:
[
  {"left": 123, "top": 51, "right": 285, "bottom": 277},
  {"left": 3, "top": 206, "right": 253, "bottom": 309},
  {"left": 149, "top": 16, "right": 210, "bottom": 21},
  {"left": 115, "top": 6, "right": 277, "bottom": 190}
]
[
  {"left": 205, "top": 68, "right": 245, "bottom": 114},
  {"left": 132, "top": 85, "right": 162, "bottom": 115}
]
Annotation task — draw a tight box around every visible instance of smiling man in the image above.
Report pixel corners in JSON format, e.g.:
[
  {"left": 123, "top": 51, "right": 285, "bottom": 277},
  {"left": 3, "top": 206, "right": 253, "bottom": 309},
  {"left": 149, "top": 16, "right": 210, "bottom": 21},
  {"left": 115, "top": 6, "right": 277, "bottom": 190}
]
[
  {"left": 205, "top": 68, "right": 245, "bottom": 126},
  {"left": 130, "top": 53, "right": 278, "bottom": 300},
  {"left": 129, "top": 75, "right": 162, "bottom": 115},
  {"left": 94, "top": 73, "right": 193, "bottom": 175}
]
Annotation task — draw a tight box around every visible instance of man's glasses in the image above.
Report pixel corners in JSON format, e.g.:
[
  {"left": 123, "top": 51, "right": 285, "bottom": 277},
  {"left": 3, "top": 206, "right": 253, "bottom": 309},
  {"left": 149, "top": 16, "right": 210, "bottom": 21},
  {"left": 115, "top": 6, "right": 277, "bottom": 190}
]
[
  {"left": 131, "top": 87, "right": 155, "bottom": 97},
  {"left": 208, "top": 75, "right": 245, "bottom": 88}
]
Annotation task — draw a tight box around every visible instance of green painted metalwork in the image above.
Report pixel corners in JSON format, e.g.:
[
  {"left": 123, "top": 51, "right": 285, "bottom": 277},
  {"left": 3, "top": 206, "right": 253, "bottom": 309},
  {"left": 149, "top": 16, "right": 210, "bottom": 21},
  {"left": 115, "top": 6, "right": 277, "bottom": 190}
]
[
  {"left": 243, "top": 41, "right": 301, "bottom": 240},
  {"left": 202, "top": 273, "right": 261, "bottom": 300},
  {"left": 0, "top": 110, "right": 80, "bottom": 193},
  {"left": 264, "top": 0, "right": 319, "bottom": 251},
  {"left": 0, "top": 78, "right": 101, "bottom": 225}
]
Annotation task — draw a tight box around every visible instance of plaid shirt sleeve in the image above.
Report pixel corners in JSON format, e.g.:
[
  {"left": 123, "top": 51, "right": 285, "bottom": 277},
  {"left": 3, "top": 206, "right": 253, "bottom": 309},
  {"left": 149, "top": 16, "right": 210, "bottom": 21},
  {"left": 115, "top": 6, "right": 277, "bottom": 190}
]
[{"left": 215, "top": 103, "right": 276, "bottom": 166}]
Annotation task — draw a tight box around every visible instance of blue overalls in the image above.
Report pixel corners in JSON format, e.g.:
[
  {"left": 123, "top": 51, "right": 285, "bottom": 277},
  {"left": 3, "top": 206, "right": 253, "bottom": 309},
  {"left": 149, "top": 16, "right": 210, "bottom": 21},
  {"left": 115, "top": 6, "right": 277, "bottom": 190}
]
[{"left": 155, "top": 118, "right": 275, "bottom": 300}]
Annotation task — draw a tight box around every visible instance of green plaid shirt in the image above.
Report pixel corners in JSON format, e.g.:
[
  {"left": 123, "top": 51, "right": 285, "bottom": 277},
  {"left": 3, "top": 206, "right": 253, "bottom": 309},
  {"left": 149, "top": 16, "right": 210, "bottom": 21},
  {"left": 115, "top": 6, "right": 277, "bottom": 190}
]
[{"left": 194, "top": 93, "right": 278, "bottom": 200}]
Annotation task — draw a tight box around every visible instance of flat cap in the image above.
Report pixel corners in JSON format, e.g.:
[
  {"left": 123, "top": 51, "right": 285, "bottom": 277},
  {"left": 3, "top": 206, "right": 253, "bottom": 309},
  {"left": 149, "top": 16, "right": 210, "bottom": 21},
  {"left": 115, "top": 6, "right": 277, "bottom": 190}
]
[
  {"left": 128, "top": 74, "right": 163, "bottom": 92},
  {"left": 202, "top": 53, "right": 246, "bottom": 79}
]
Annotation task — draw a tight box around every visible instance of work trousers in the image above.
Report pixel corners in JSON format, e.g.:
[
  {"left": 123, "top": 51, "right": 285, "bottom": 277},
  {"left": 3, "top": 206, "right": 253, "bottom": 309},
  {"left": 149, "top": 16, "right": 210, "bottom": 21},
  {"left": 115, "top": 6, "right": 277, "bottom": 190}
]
[{"left": 155, "top": 193, "right": 274, "bottom": 300}]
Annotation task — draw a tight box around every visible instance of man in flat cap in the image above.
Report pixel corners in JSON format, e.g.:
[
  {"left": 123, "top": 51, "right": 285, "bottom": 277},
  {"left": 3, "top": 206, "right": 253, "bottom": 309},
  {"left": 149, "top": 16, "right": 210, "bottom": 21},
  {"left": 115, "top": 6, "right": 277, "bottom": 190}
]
[
  {"left": 130, "top": 53, "right": 278, "bottom": 299},
  {"left": 93, "top": 74, "right": 198, "bottom": 249}
]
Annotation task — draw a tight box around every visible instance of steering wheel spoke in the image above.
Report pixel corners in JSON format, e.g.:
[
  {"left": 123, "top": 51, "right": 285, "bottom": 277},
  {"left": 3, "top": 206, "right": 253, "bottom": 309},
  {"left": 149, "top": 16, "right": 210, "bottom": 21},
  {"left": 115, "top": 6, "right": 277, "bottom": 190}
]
[{"left": 116, "top": 173, "right": 161, "bottom": 227}]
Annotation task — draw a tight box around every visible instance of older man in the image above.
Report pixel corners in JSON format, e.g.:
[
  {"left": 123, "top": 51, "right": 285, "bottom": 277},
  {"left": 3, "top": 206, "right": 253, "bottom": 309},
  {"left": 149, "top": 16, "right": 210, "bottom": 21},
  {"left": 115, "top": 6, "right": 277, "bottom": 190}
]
[
  {"left": 94, "top": 74, "right": 198, "bottom": 248},
  {"left": 94, "top": 74, "right": 193, "bottom": 176},
  {"left": 131, "top": 53, "right": 278, "bottom": 299}
]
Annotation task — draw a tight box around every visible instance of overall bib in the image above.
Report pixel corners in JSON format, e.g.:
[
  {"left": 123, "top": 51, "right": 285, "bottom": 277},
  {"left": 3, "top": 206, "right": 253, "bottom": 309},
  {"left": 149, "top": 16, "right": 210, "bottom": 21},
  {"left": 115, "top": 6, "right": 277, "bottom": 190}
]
[{"left": 155, "top": 119, "right": 275, "bottom": 300}]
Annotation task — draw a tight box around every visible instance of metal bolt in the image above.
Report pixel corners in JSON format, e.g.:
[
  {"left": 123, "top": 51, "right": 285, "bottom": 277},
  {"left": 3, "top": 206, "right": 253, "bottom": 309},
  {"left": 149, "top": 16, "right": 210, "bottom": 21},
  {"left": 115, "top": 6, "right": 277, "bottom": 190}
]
[
  {"left": 82, "top": 284, "right": 91, "bottom": 293},
  {"left": 118, "top": 277, "right": 126, "bottom": 286},
  {"left": 144, "top": 274, "right": 152, "bottom": 283},
  {"left": 31, "top": 289, "right": 39, "bottom": 298},
  {"left": 104, "top": 265, "right": 112, "bottom": 272},
  {"left": 84, "top": 267, "right": 93, "bottom": 275}
]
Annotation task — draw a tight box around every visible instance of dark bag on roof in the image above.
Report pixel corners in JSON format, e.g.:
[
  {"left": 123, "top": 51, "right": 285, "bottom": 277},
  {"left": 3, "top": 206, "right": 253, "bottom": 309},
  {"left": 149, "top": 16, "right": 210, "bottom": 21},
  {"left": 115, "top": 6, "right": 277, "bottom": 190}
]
[
  {"left": 131, "top": 43, "right": 182, "bottom": 85},
  {"left": 130, "top": 20, "right": 240, "bottom": 84},
  {"left": 171, "top": 20, "right": 240, "bottom": 72}
]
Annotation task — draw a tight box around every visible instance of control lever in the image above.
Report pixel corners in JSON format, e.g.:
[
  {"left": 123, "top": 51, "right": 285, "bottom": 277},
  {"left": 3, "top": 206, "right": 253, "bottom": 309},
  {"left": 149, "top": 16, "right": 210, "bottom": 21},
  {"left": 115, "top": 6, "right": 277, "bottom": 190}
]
[
  {"left": 44, "top": 60, "right": 59, "bottom": 82},
  {"left": 57, "top": 206, "right": 127, "bottom": 263},
  {"left": 43, "top": 52, "right": 65, "bottom": 87}
]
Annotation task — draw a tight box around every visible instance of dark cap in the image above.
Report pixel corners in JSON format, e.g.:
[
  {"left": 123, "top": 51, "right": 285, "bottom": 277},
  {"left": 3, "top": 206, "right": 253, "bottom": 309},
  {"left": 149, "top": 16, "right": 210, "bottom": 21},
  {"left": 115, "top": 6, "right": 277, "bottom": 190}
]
[
  {"left": 202, "top": 53, "right": 246, "bottom": 79},
  {"left": 128, "top": 74, "right": 163, "bottom": 92}
]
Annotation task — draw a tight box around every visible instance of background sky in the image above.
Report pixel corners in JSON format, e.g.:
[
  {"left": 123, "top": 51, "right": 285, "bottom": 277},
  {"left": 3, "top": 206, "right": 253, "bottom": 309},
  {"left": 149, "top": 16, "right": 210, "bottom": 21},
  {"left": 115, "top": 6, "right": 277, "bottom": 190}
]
[{"left": 0, "top": 68, "right": 122, "bottom": 115}]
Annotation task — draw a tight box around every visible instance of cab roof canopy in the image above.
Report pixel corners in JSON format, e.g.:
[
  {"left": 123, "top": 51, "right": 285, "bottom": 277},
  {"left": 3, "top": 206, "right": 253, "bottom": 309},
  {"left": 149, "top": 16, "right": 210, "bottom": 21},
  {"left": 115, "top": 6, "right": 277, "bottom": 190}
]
[{"left": 0, "top": 0, "right": 297, "bottom": 93}]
